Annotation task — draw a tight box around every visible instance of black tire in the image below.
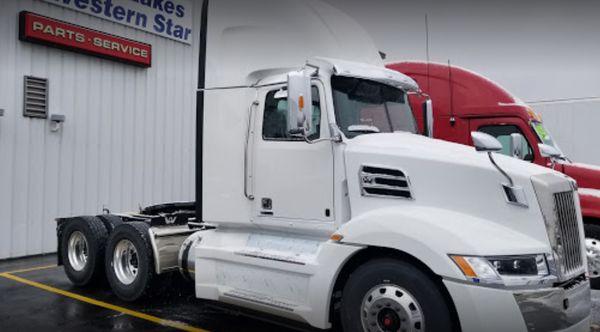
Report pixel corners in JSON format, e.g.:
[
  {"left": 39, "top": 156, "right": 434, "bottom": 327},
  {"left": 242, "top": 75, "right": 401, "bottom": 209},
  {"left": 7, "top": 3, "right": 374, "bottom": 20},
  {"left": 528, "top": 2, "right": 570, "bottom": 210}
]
[
  {"left": 105, "top": 222, "right": 157, "bottom": 301},
  {"left": 340, "top": 258, "right": 452, "bottom": 332},
  {"left": 97, "top": 214, "right": 124, "bottom": 233},
  {"left": 584, "top": 223, "right": 600, "bottom": 289},
  {"left": 60, "top": 216, "right": 108, "bottom": 286}
]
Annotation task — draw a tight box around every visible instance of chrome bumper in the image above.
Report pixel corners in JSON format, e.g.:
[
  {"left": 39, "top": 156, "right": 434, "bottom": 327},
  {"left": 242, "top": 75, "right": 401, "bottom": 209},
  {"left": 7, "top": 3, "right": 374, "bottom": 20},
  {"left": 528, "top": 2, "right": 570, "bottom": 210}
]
[{"left": 514, "top": 278, "right": 590, "bottom": 331}]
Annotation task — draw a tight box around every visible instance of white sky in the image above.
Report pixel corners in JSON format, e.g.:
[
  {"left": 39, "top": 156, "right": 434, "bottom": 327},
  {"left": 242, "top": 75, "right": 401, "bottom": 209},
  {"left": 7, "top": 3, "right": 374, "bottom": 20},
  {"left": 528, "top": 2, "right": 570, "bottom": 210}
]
[{"left": 323, "top": 0, "right": 600, "bottom": 103}]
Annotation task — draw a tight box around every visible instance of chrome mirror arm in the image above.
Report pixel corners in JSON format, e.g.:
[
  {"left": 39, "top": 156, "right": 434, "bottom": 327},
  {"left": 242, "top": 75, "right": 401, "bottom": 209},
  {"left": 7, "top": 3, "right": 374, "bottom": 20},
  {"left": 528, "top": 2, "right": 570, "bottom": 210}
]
[{"left": 487, "top": 152, "right": 514, "bottom": 187}]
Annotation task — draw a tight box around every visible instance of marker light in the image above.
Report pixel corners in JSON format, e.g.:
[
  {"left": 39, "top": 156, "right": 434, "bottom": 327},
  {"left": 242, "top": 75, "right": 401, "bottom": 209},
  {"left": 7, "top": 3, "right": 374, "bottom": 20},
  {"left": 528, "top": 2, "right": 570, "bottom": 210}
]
[
  {"left": 330, "top": 233, "right": 343, "bottom": 242},
  {"left": 450, "top": 256, "right": 477, "bottom": 278},
  {"left": 298, "top": 95, "right": 305, "bottom": 110}
]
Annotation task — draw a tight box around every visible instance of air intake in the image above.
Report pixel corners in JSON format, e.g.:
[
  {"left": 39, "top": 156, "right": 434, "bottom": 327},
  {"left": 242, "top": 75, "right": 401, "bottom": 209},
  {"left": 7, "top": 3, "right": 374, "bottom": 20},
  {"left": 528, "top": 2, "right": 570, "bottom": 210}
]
[
  {"left": 359, "top": 165, "right": 412, "bottom": 199},
  {"left": 553, "top": 190, "right": 584, "bottom": 278},
  {"left": 23, "top": 76, "right": 48, "bottom": 118}
]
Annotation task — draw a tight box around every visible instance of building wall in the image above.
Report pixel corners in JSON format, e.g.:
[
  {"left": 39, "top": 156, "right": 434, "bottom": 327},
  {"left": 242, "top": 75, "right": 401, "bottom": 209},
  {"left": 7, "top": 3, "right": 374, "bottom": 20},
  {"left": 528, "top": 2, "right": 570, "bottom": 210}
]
[
  {"left": 0, "top": 0, "right": 200, "bottom": 259},
  {"left": 532, "top": 99, "right": 600, "bottom": 166}
]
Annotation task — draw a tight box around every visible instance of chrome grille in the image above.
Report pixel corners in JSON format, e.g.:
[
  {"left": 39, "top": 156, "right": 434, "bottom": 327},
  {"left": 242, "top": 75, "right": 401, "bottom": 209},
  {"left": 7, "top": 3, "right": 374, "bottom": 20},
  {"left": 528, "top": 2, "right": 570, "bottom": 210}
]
[
  {"left": 553, "top": 191, "right": 583, "bottom": 277},
  {"left": 359, "top": 166, "right": 412, "bottom": 199}
]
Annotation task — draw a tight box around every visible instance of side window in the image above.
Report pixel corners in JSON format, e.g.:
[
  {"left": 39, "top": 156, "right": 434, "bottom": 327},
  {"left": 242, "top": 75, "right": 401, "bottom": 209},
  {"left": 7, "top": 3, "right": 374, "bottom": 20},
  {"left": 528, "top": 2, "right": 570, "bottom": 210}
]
[
  {"left": 262, "top": 86, "right": 321, "bottom": 140},
  {"left": 479, "top": 125, "right": 534, "bottom": 162}
]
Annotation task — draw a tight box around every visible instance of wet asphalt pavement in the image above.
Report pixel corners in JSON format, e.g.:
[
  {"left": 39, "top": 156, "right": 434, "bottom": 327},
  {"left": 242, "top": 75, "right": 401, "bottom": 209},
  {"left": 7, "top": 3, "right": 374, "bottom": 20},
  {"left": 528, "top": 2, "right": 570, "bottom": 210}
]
[
  {"left": 0, "top": 254, "right": 305, "bottom": 332},
  {"left": 1, "top": 254, "right": 600, "bottom": 331}
]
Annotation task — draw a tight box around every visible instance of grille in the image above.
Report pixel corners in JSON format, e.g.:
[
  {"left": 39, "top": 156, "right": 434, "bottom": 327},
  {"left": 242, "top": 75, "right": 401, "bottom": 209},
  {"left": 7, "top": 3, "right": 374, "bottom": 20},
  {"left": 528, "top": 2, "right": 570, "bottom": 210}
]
[
  {"left": 23, "top": 76, "right": 48, "bottom": 118},
  {"left": 359, "top": 166, "right": 412, "bottom": 199},
  {"left": 553, "top": 191, "right": 583, "bottom": 277}
]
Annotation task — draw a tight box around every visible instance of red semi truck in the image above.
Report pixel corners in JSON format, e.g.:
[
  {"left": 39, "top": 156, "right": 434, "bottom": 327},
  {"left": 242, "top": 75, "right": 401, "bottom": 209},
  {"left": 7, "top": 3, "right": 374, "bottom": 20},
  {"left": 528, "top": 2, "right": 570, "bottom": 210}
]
[{"left": 387, "top": 61, "right": 600, "bottom": 287}]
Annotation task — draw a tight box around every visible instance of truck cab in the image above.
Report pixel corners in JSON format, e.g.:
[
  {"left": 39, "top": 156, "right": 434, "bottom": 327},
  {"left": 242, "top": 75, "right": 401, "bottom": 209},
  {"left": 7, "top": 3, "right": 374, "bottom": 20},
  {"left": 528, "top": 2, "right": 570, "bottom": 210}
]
[{"left": 388, "top": 61, "right": 600, "bottom": 286}]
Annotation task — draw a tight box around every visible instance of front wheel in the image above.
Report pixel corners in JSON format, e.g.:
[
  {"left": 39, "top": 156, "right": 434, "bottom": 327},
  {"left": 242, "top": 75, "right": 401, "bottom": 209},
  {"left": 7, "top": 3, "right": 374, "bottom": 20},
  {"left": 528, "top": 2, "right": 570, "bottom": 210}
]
[
  {"left": 340, "top": 258, "right": 453, "bottom": 332},
  {"left": 584, "top": 224, "right": 600, "bottom": 289}
]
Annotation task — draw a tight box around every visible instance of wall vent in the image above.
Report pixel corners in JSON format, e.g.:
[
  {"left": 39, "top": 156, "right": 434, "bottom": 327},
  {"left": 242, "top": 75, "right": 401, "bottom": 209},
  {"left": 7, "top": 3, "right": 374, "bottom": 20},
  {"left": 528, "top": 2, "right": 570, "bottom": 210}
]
[{"left": 23, "top": 76, "right": 48, "bottom": 118}]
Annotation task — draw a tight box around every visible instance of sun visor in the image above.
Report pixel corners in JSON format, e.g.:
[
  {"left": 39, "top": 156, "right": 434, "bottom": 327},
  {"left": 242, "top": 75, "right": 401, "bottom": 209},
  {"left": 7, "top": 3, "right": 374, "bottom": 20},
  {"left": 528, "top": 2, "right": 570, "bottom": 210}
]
[{"left": 310, "top": 57, "right": 420, "bottom": 92}]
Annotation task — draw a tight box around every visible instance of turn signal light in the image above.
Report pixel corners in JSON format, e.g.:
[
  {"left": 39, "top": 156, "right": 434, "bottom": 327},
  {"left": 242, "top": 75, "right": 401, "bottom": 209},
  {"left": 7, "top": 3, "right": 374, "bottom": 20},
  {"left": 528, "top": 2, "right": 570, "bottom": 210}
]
[
  {"left": 450, "top": 255, "right": 477, "bottom": 278},
  {"left": 330, "top": 233, "right": 343, "bottom": 242}
]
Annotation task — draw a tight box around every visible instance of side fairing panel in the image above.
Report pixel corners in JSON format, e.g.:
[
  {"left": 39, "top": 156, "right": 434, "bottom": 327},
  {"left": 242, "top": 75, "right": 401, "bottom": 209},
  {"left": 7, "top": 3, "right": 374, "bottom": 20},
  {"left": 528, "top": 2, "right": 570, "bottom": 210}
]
[
  {"left": 193, "top": 228, "right": 361, "bottom": 329},
  {"left": 202, "top": 88, "right": 256, "bottom": 224}
]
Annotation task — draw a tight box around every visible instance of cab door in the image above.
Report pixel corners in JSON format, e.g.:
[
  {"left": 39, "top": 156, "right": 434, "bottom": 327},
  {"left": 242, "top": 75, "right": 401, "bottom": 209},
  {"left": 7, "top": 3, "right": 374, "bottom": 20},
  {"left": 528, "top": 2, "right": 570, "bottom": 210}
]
[
  {"left": 251, "top": 82, "right": 334, "bottom": 224},
  {"left": 469, "top": 117, "right": 541, "bottom": 164}
]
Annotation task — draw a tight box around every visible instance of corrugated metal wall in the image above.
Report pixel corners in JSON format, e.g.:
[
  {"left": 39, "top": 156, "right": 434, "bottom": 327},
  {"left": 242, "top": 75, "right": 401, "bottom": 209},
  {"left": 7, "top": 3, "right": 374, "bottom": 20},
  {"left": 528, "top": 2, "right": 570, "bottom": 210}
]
[
  {"left": 532, "top": 100, "right": 600, "bottom": 166},
  {"left": 0, "top": 0, "right": 200, "bottom": 259}
]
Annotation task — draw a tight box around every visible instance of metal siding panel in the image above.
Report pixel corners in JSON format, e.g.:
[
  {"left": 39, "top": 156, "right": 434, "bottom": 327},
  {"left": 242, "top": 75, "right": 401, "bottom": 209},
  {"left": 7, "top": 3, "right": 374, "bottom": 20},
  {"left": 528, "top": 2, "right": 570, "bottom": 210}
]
[
  {"left": 0, "top": 1, "right": 19, "bottom": 258},
  {"left": 533, "top": 100, "right": 600, "bottom": 166},
  {"left": 0, "top": 0, "right": 199, "bottom": 259}
]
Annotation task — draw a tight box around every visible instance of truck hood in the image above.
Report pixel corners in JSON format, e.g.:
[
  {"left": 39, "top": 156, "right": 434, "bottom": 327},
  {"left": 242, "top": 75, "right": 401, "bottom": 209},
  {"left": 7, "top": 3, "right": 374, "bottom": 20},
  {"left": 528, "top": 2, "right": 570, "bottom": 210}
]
[
  {"left": 346, "top": 132, "right": 553, "bottom": 179},
  {"left": 561, "top": 162, "right": 600, "bottom": 190},
  {"left": 343, "top": 132, "right": 565, "bottom": 254}
]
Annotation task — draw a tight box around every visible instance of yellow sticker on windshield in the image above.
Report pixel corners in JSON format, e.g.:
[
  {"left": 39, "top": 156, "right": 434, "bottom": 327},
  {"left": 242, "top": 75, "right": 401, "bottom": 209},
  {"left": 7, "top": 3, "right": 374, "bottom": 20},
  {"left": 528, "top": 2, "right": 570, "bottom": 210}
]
[{"left": 533, "top": 123, "right": 549, "bottom": 140}]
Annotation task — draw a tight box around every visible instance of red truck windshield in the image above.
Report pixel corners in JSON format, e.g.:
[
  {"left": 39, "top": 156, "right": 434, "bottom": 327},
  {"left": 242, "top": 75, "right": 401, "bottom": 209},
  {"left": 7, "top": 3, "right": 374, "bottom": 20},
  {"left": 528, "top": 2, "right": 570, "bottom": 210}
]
[
  {"left": 531, "top": 121, "right": 565, "bottom": 157},
  {"left": 332, "top": 76, "right": 417, "bottom": 138}
]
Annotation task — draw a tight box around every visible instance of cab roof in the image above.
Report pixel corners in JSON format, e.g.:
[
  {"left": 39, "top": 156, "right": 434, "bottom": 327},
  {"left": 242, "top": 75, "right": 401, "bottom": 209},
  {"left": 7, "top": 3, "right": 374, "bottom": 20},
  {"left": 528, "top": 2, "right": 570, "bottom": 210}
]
[{"left": 387, "top": 61, "right": 535, "bottom": 120}]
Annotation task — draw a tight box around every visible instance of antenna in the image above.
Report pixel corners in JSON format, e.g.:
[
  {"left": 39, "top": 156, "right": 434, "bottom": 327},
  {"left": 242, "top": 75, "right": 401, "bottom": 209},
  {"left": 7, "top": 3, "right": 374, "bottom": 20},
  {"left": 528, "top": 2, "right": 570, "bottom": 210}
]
[
  {"left": 448, "top": 59, "right": 456, "bottom": 126},
  {"left": 425, "top": 14, "right": 431, "bottom": 92}
]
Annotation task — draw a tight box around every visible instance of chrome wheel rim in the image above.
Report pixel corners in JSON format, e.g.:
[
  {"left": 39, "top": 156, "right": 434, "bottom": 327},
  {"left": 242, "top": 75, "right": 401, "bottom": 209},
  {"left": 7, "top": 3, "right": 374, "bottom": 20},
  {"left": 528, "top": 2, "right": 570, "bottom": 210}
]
[
  {"left": 67, "top": 231, "right": 89, "bottom": 272},
  {"left": 586, "top": 237, "right": 600, "bottom": 279},
  {"left": 361, "top": 284, "right": 424, "bottom": 332},
  {"left": 113, "top": 239, "right": 139, "bottom": 285}
]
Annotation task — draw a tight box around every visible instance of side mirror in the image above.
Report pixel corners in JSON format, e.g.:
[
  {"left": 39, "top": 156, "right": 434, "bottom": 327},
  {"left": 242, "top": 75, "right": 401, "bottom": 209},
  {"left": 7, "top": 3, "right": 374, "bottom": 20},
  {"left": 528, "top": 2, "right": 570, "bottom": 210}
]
[
  {"left": 287, "top": 70, "right": 312, "bottom": 137},
  {"left": 509, "top": 133, "right": 526, "bottom": 160},
  {"left": 422, "top": 99, "right": 434, "bottom": 138},
  {"left": 471, "top": 131, "right": 503, "bottom": 152},
  {"left": 538, "top": 143, "right": 561, "bottom": 159}
]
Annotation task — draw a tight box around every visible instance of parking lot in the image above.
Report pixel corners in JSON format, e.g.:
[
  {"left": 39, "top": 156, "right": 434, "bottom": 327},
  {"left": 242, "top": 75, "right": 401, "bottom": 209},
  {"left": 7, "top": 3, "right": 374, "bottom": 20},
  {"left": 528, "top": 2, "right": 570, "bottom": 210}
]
[
  {"left": 0, "top": 255, "right": 311, "bottom": 332},
  {"left": 1, "top": 254, "right": 599, "bottom": 332}
]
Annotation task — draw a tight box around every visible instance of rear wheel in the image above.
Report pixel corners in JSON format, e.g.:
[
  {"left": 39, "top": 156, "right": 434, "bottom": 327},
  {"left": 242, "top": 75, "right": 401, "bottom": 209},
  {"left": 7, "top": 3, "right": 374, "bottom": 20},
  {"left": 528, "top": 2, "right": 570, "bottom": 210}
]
[
  {"left": 584, "top": 223, "right": 600, "bottom": 289},
  {"left": 340, "top": 258, "right": 452, "bottom": 332},
  {"left": 105, "top": 222, "right": 156, "bottom": 301},
  {"left": 97, "top": 214, "right": 123, "bottom": 233},
  {"left": 60, "top": 216, "right": 108, "bottom": 286}
]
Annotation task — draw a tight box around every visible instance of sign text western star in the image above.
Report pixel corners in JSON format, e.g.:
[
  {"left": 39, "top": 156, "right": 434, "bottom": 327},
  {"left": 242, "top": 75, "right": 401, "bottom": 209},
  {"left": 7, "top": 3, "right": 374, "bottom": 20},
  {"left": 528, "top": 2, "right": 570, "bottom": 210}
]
[
  {"left": 19, "top": 12, "right": 152, "bottom": 67},
  {"left": 41, "top": 0, "right": 193, "bottom": 45}
]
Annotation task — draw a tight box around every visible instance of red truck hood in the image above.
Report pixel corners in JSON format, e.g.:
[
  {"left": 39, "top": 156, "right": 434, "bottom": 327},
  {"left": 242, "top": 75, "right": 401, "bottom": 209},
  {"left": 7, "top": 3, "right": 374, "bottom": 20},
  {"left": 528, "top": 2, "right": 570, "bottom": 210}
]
[
  {"left": 561, "top": 162, "right": 600, "bottom": 190},
  {"left": 561, "top": 162, "right": 600, "bottom": 219}
]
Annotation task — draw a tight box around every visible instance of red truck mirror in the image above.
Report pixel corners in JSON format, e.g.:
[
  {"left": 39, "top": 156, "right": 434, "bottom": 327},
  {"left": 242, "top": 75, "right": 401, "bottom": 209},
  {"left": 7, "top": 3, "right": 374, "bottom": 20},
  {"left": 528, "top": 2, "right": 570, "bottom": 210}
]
[
  {"left": 422, "top": 99, "right": 434, "bottom": 138},
  {"left": 509, "top": 133, "right": 526, "bottom": 160}
]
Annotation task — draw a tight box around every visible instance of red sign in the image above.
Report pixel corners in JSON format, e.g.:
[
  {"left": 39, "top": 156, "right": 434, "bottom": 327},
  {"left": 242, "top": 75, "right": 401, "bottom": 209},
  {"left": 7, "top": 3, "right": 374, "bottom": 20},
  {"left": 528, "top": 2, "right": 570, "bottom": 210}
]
[{"left": 19, "top": 11, "right": 152, "bottom": 67}]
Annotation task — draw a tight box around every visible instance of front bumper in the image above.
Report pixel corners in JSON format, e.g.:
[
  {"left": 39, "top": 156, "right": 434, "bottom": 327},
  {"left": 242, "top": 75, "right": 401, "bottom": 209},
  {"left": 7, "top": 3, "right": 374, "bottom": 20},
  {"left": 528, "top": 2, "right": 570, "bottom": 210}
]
[{"left": 443, "top": 278, "right": 591, "bottom": 332}]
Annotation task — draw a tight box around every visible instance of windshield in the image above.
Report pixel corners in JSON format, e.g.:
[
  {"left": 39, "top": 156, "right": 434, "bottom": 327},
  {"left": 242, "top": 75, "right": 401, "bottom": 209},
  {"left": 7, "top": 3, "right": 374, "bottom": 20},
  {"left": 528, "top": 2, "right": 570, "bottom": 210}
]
[
  {"left": 331, "top": 76, "right": 417, "bottom": 138},
  {"left": 531, "top": 121, "right": 565, "bottom": 157}
]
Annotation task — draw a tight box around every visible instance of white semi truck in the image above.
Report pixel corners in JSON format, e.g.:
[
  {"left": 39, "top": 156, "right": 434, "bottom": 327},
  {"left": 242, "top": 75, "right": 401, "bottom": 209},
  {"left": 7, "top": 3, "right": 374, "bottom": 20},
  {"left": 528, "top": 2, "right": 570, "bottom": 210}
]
[{"left": 55, "top": 1, "right": 591, "bottom": 331}]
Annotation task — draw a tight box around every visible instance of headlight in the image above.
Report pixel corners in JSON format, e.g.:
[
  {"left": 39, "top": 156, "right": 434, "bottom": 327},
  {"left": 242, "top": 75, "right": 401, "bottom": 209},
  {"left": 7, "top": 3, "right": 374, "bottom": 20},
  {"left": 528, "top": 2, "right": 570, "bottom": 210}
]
[{"left": 450, "top": 254, "right": 555, "bottom": 288}]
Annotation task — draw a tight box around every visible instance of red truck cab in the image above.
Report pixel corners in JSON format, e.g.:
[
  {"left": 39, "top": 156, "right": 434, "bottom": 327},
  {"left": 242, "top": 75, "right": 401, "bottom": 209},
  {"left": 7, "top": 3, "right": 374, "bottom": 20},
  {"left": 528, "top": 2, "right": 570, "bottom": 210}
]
[{"left": 387, "top": 61, "right": 600, "bottom": 284}]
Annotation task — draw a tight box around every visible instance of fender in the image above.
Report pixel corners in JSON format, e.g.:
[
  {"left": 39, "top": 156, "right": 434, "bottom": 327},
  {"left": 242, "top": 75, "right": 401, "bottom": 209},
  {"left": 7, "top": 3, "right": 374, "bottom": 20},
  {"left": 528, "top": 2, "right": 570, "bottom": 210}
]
[
  {"left": 580, "top": 188, "right": 600, "bottom": 220},
  {"left": 336, "top": 206, "right": 549, "bottom": 280}
]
